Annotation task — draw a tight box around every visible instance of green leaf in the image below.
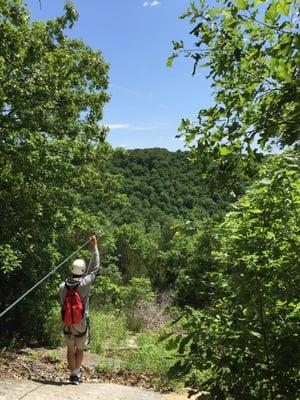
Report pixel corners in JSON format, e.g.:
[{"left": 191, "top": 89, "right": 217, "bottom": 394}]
[
  {"left": 253, "top": 0, "right": 268, "bottom": 4},
  {"left": 219, "top": 146, "right": 233, "bottom": 156},
  {"left": 277, "top": 62, "right": 292, "bottom": 82},
  {"left": 265, "top": 1, "right": 278, "bottom": 24},
  {"left": 277, "top": 0, "right": 290, "bottom": 15},
  {"left": 250, "top": 330, "right": 262, "bottom": 338},
  {"left": 249, "top": 208, "right": 262, "bottom": 214},
  {"left": 236, "top": 0, "right": 249, "bottom": 10},
  {"left": 166, "top": 54, "right": 177, "bottom": 68}
]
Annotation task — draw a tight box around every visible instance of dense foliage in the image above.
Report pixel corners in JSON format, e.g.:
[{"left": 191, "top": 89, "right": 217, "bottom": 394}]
[
  {"left": 94, "top": 148, "right": 234, "bottom": 291},
  {"left": 109, "top": 148, "right": 232, "bottom": 225},
  {"left": 170, "top": 152, "right": 300, "bottom": 399},
  {"left": 166, "top": 0, "right": 300, "bottom": 398},
  {"left": 0, "top": 0, "right": 116, "bottom": 338}
]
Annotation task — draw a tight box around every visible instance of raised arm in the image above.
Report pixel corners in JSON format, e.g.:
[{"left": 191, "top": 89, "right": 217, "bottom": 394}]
[{"left": 81, "top": 235, "right": 100, "bottom": 285}]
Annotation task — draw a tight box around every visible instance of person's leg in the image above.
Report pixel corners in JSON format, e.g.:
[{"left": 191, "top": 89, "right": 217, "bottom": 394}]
[
  {"left": 75, "top": 348, "right": 84, "bottom": 369},
  {"left": 73, "top": 333, "right": 87, "bottom": 380},
  {"left": 67, "top": 344, "right": 77, "bottom": 372}
]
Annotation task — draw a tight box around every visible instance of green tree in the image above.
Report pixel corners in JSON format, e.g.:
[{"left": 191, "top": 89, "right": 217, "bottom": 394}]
[
  {"left": 169, "top": 0, "right": 299, "bottom": 186},
  {"left": 115, "top": 224, "right": 157, "bottom": 281},
  {"left": 170, "top": 152, "right": 300, "bottom": 399},
  {"left": 0, "top": 0, "right": 114, "bottom": 339},
  {"left": 109, "top": 148, "right": 233, "bottom": 226},
  {"left": 173, "top": 219, "right": 219, "bottom": 308}
]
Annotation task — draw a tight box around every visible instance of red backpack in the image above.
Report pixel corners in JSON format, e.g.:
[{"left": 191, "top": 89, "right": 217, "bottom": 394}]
[{"left": 62, "top": 283, "right": 84, "bottom": 326}]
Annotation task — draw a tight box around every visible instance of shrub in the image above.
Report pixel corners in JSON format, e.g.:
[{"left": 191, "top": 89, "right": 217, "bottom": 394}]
[
  {"left": 42, "top": 305, "right": 64, "bottom": 347},
  {"left": 92, "top": 277, "right": 158, "bottom": 332},
  {"left": 92, "top": 276, "right": 124, "bottom": 310},
  {"left": 89, "top": 310, "right": 127, "bottom": 356},
  {"left": 43, "top": 349, "right": 60, "bottom": 363},
  {"left": 122, "top": 277, "right": 156, "bottom": 332},
  {"left": 123, "top": 333, "right": 179, "bottom": 384}
]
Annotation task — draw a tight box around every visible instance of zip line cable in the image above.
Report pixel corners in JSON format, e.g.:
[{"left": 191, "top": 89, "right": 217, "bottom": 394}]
[
  {"left": 0, "top": 238, "right": 91, "bottom": 319},
  {"left": 0, "top": 205, "right": 130, "bottom": 320}
]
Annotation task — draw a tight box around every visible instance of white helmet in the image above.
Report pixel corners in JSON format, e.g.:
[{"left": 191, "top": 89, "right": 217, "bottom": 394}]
[{"left": 71, "top": 259, "right": 86, "bottom": 276}]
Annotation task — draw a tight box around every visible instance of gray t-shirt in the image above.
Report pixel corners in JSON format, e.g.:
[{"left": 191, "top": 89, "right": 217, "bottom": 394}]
[{"left": 59, "top": 248, "right": 100, "bottom": 325}]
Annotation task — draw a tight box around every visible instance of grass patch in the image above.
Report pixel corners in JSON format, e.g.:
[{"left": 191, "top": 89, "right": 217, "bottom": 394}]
[
  {"left": 94, "top": 329, "right": 183, "bottom": 391},
  {"left": 124, "top": 333, "right": 175, "bottom": 375},
  {"left": 43, "top": 349, "right": 60, "bottom": 363},
  {"left": 122, "top": 332, "right": 182, "bottom": 390},
  {"left": 25, "top": 351, "right": 38, "bottom": 362},
  {"left": 89, "top": 310, "right": 128, "bottom": 356},
  {"left": 88, "top": 308, "right": 185, "bottom": 390}
]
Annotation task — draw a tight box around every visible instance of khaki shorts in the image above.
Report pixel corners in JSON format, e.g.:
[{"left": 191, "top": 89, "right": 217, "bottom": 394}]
[{"left": 64, "top": 319, "right": 89, "bottom": 350}]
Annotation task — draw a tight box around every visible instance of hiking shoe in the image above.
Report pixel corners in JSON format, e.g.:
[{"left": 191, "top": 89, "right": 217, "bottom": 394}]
[{"left": 69, "top": 374, "right": 80, "bottom": 385}]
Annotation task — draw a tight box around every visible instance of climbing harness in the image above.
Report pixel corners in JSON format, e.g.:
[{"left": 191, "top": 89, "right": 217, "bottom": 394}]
[
  {"left": 0, "top": 238, "right": 91, "bottom": 319},
  {"left": 63, "top": 318, "right": 90, "bottom": 339}
]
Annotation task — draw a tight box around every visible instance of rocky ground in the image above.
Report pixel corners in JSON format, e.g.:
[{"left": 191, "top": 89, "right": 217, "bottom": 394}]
[{"left": 0, "top": 348, "right": 201, "bottom": 400}]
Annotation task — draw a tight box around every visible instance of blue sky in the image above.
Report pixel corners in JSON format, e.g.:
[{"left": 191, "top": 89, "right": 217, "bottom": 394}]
[{"left": 26, "top": 0, "right": 212, "bottom": 151}]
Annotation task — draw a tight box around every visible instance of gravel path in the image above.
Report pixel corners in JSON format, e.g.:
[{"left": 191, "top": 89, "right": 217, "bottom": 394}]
[{"left": 0, "top": 380, "right": 163, "bottom": 400}]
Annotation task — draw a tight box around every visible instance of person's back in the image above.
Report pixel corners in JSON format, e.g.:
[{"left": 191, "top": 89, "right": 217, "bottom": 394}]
[{"left": 59, "top": 235, "right": 100, "bottom": 384}]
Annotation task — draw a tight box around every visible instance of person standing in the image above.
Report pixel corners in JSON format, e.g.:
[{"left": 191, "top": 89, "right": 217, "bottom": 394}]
[{"left": 59, "top": 235, "right": 100, "bottom": 384}]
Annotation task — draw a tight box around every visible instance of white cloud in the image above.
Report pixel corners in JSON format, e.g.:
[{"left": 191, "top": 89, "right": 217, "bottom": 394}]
[
  {"left": 143, "top": 1, "right": 161, "bottom": 7},
  {"left": 107, "top": 124, "right": 131, "bottom": 130},
  {"left": 107, "top": 123, "right": 160, "bottom": 132},
  {"left": 131, "top": 126, "right": 157, "bottom": 131}
]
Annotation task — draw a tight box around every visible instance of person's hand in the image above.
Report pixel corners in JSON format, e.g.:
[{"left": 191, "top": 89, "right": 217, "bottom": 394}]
[{"left": 90, "top": 235, "right": 97, "bottom": 248}]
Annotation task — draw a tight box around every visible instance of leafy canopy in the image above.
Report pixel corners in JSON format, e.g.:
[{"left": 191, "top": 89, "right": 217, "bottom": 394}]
[
  {"left": 0, "top": 0, "right": 115, "bottom": 338},
  {"left": 169, "top": 0, "right": 300, "bottom": 184},
  {"left": 0, "top": 0, "right": 109, "bottom": 139}
]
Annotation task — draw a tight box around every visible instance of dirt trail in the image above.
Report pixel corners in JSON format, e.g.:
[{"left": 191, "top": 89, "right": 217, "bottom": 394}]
[
  {"left": 0, "top": 380, "right": 161, "bottom": 400},
  {"left": 0, "top": 380, "right": 191, "bottom": 400}
]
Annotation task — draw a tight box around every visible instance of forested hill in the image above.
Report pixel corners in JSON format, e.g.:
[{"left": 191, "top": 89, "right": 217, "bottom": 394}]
[{"left": 108, "top": 148, "right": 231, "bottom": 226}]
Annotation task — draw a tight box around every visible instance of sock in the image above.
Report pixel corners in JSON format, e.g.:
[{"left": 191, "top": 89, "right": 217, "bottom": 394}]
[{"left": 71, "top": 368, "right": 81, "bottom": 377}]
